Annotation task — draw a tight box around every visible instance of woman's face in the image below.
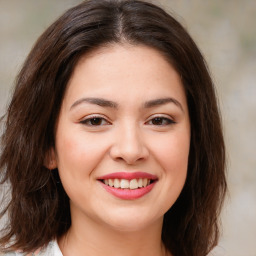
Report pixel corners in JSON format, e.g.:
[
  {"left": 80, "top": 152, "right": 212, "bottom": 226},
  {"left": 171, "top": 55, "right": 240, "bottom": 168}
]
[{"left": 51, "top": 44, "right": 190, "bottom": 232}]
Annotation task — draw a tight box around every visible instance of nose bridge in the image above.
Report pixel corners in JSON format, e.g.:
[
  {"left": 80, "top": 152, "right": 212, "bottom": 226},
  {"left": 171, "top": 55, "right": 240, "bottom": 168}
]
[{"left": 110, "top": 119, "right": 148, "bottom": 164}]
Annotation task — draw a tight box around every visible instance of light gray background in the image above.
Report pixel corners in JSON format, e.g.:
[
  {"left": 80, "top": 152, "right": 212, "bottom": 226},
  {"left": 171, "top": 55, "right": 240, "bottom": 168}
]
[{"left": 0, "top": 1, "right": 255, "bottom": 255}]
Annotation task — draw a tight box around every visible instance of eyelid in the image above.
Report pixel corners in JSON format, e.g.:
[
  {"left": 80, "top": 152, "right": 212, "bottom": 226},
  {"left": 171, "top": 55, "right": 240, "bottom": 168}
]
[
  {"left": 79, "top": 114, "right": 111, "bottom": 126},
  {"left": 145, "top": 114, "right": 176, "bottom": 125}
]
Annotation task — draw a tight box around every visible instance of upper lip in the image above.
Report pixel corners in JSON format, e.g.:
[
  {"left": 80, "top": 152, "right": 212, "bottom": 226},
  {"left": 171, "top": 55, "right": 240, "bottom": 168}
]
[{"left": 97, "top": 172, "right": 158, "bottom": 180}]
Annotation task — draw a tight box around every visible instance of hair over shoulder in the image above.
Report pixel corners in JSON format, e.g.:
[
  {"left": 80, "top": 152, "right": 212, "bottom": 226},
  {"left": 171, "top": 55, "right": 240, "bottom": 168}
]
[{"left": 0, "top": 1, "right": 226, "bottom": 255}]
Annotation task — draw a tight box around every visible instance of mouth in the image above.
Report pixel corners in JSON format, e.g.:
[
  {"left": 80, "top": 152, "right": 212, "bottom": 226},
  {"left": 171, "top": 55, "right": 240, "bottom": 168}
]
[
  {"left": 97, "top": 172, "right": 158, "bottom": 200},
  {"left": 99, "top": 178, "right": 156, "bottom": 190}
]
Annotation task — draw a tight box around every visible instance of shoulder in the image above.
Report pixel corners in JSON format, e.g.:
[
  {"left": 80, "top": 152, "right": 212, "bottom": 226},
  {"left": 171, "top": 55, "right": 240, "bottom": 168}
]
[
  {"left": 0, "top": 251, "right": 21, "bottom": 256},
  {"left": 1, "top": 240, "right": 62, "bottom": 256},
  {"left": 0, "top": 252, "right": 21, "bottom": 256},
  {"left": 38, "top": 240, "right": 63, "bottom": 256}
]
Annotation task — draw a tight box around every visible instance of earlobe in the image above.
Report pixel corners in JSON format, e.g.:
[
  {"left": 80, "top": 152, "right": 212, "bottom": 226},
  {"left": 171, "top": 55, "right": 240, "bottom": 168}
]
[{"left": 44, "top": 148, "right": 57, "bottom": 170}]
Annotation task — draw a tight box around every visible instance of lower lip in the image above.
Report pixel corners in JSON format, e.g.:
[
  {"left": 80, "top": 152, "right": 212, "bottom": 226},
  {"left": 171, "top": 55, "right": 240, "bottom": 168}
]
[{"left": 99, "top": 182, "right": 156, "bottom": 200}]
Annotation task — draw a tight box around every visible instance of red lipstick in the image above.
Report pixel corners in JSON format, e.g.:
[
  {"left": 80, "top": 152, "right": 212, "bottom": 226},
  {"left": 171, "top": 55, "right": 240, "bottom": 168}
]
[
  {"left": 97, "top": 172, "right": 158, "bottom": 200},
  {"left": 98, "top": 172, "right": 158, "bottom": 180}
]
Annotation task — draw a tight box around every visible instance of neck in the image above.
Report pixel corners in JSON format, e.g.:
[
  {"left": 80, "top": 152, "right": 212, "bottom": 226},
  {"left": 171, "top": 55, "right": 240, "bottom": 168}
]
[{"left": 58, "top": 212, "right": 170, "bottom": 256}]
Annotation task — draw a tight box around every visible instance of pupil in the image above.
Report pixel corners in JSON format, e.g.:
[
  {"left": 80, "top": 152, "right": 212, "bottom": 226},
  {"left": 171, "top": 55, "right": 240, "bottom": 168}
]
[
  {"left": 91, "top": 118, "right": 101, "bottom": 125},
  {"left": 152, "top": 118, "right": 162, "bottom": 125}
]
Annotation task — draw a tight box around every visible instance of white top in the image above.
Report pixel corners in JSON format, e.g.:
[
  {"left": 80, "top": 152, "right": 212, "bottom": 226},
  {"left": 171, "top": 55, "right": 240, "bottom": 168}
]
[{"left": 2, "top": 240, "right": 63, "bottom": 256}]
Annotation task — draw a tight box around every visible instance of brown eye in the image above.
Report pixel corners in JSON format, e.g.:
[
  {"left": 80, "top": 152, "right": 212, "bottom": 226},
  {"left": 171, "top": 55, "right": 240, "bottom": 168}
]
[
  {"left": 147, "top": 117, "right": 175, "bottom": 126},
  {"left": 90, "top": 118, "right": 104, "bottom": 125},
  {"left": 80, "top": 117, "right": 110, "bottom": 126}
]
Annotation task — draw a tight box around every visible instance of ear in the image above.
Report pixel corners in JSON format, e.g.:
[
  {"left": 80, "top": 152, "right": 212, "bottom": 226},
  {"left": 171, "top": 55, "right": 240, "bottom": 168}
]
[{"left": 44, "top": 147, "right": 57, "bottom": 170}]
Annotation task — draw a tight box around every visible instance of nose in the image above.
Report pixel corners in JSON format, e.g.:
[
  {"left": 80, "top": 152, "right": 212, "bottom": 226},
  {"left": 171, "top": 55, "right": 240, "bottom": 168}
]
[{"left": 109, "top": 123, "right": 149, "bottom": 165}]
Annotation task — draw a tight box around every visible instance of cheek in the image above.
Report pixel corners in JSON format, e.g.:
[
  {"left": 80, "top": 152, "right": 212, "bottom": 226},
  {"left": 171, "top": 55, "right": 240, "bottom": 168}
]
[
  {"left": 150, "top": 130, "right": 190, "bottom": 173},
  {"left": 146, "top": 130, "right": 190, "bottom": 216},
  {"left": 55, "top": 130, "right": 108, "bottom": 179},
  {"left": 55, "top": 131, "right": 110, "bottom": 207}
]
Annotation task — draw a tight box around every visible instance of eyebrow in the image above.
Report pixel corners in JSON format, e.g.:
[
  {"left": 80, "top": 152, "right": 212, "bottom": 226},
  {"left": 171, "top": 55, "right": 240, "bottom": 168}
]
[
  {"left": 70, "top": 97, "right": 184, "bottom": 112},
  {"left": 143, "top": 97, "right": 184, "bottom": 112},
  {"left": 70, "top": 97, "right": 118, "bottom": 110}
]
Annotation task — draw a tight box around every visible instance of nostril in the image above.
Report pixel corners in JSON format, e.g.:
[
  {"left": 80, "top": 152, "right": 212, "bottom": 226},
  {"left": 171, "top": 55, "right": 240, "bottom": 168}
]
[{"left": 109, "top": 135, "right": 149, "bottom": 165}]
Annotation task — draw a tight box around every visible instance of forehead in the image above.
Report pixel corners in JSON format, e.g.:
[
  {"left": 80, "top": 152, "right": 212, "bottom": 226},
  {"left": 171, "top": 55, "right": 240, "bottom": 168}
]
[{"left": 63, "top": 43, "right": 187, "bottom": 110}]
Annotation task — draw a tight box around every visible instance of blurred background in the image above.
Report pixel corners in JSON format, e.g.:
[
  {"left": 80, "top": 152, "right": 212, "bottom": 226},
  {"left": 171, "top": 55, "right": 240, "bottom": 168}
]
[{"left": 0, "top": 0, "right": 255, "bottom": 255}]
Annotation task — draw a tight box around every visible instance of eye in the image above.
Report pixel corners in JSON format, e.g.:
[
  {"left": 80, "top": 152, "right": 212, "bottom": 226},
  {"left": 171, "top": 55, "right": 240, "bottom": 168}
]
[
  {"left": 80, "top": 116, "right": 110, "bottom": 126},
  {"left": 146, "top": 116, "right": 175, "bottom": 126}
]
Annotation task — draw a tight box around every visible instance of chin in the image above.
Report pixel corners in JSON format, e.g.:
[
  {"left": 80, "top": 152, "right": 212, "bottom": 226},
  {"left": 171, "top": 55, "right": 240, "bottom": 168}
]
[{"left": 99, "top": 208, "right": 163, "bottom": 233}]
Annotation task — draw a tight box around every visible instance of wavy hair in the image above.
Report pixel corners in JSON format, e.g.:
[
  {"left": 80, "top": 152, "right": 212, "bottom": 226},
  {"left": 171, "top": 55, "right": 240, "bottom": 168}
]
[{"left": 0, "top": 1, "right": 226, "bottom": 255}]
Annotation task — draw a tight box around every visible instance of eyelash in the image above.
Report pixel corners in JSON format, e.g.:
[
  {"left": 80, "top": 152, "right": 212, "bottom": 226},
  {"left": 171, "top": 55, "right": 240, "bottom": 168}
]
[
  {"left": 79, "top": 115, "right": 111, "bottom": 126},
  {"left": 79, "top": 115, "right": 176, "bottom": 127},
  {"left": 146, "top": 116, "right": 176, "bottom": 126}
]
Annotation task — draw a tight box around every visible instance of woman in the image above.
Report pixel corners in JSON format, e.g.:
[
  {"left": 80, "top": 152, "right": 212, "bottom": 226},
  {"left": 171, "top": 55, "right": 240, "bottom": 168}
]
[{"left": 0, "top": 0, "right": 227, "bottom": 255}]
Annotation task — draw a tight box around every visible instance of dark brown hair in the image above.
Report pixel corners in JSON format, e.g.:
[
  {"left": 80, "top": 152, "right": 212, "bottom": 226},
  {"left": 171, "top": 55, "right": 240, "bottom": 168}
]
[{"left": 0, "top": 0, "right": 226, "bottom": 255}]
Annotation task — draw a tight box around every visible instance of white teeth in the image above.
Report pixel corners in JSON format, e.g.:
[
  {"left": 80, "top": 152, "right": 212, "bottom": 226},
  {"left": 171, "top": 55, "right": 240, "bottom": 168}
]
[
  {"left": 114, "top": 179, "right": 120, "bottom": 188},
  {"left": 108, "top": 179, "right": 114, "bottom": 187},
  {"left": 120, "top": 179, "right": 130, "bottom": 189},
  {"left": 138, "top": 178, "right": 143, "bottom": 188},
  {"left": 130, "top": 179, "right": 138, "bottom": 189},
  {"left": 103, "top": 178, "right": 153, "bottom": 189}
]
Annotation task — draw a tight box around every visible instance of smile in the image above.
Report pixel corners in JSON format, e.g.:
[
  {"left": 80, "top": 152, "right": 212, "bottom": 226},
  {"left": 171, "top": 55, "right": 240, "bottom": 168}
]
[
  {"left": 97, "top": 172, "right": 158, "bottom": 200},
  {"left": 101, "top": 178, "right": 153, "bottom": 189}
]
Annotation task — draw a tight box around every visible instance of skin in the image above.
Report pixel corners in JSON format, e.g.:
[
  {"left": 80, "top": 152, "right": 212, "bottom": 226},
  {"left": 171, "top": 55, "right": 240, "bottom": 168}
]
[{"left": 48, "top": 44, "right": 190, "bottom": 256}]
